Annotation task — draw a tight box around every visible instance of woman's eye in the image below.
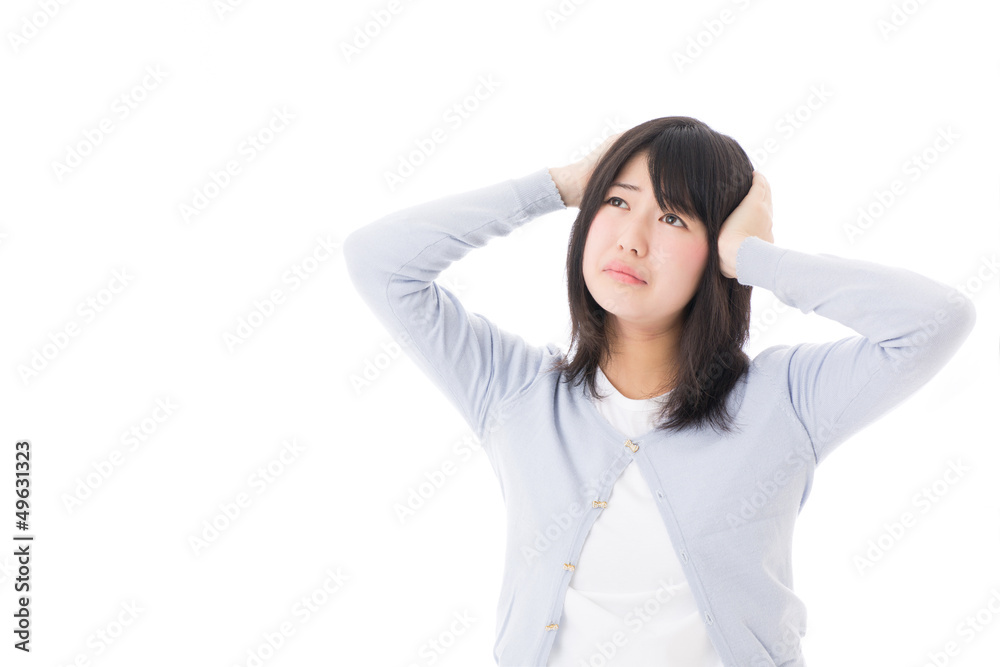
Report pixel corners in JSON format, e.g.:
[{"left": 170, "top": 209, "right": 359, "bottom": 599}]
[
  {"left": 663, "top": 214, "right": 687, "bottom": 228},
  {"left": 605, "top": 196, "right": 687, "bottom": 228}
]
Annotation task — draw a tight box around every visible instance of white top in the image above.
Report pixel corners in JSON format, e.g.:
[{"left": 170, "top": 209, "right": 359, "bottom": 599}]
[{"left": 546, "top": 365, "right": 725, "bottom": 666}]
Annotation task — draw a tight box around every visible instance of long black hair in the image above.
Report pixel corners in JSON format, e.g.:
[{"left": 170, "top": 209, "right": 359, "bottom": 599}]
[{"left": 545, "top": 116, "right": 756, "bottom": 435}]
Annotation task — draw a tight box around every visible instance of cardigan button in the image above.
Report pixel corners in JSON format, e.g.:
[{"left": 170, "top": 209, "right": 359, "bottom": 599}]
[
  {"left": 545, "top": 623, "right": 559, "bottom": 631},
  {"left": 592, "top": 500, "right": 607, "bottom": 508},
  {"left": 563, "top": 562, "right": 575, "bottom": 571},
  {"left": 624, "top": 439, "right": 638, "bottom": 452}
]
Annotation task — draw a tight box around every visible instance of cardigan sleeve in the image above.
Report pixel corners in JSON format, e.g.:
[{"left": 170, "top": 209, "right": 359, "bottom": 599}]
[
  {"left": 342, "top": 167, "right": 567, "bottom": 440},
  {"left": 735, "top": 235, "right": 977, "bottom": 466}
]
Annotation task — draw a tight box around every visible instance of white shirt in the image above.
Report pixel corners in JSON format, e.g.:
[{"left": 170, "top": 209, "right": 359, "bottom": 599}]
[{"left": 546, "top": 365, "right": 725, "bottom": 666}]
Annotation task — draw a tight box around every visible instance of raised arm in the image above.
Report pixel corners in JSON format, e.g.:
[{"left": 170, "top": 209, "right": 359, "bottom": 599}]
[
  {"left": 735, "top": 234, "right": 977, "bottom": 466},
  {"left": 342, "top": 168, "right": 567, "bottom": 440}
]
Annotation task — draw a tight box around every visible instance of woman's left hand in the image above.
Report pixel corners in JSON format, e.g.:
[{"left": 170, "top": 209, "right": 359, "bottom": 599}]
[{"left": 718, "top": 170, "right": 774, "bottom": 280}]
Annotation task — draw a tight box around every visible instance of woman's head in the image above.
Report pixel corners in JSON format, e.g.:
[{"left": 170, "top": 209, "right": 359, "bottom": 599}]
[
  {"left": 581, "top": 148, "right": 711, "bottom": 342},
  {"left": 547, "top": 116, "right": 756, "bottom": 435}
]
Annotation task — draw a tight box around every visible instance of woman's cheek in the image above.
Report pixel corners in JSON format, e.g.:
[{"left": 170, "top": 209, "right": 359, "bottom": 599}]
[
  {"left": 683, "top": 241, "right": 711, "bottom": 286},
  {"left": 654, "top": 239, "right": 708, "bottom": 288}
]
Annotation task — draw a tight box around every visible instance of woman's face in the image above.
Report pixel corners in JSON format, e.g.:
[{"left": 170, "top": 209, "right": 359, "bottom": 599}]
[{"left": 582, "top": 152, "right": 711, "bottom": 333}]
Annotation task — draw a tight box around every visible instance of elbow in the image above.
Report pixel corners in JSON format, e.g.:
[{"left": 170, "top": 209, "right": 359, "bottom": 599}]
[
  {"left": 887, "top": 289, "right": 977, "bottom": 380},
  {"left": 342, "top": 227, "right": 364, "bottom": 268},
  {"left": 342, "top": 228, "right": 378, "bottom": 299},
  {"left": 946, "top": 288, "right": 978, "bottom": 342},
  {"left": 342, "top": 224, "right": 402, "bottom": 310},
  {"left": 342, "top": 227, "right": 373, "bottom": 284}
]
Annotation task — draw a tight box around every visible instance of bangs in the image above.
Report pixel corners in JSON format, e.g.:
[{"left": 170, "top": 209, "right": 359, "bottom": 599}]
[{"left": 644, "top": 134, "right": 709, "bottom": 226}]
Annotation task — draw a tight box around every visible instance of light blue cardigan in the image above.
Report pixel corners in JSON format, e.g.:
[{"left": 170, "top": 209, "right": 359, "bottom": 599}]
[{"left": 343, "top": 167, "right": 976, "bottom": 666}]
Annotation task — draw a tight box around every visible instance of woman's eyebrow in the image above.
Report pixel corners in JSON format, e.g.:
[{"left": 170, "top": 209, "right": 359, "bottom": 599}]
[
  {"left": 611, "top": 182, "right": 642, "bottom": 192},
  {"left": 609, "top": 182, "right": 703, "bottom": 226}
]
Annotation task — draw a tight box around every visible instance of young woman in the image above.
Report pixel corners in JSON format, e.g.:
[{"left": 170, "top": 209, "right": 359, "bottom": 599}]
[{"left": 344, "top": 117, "right": 976, "bottom": 667}]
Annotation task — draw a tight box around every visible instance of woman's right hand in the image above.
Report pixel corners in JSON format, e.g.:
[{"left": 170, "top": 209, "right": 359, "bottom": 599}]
[{"left": 549, "top": 131, "right": 624, "bottom": 208}]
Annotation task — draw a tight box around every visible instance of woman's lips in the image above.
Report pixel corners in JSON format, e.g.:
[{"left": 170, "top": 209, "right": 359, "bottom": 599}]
[{"left": 605, "top": 269, "right": 646, "bottom": 285}]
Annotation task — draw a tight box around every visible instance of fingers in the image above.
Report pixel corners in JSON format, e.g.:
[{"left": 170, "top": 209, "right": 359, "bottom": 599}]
[
  {"left": 751, "top": 170, "right": 770, "bottom": 203},
  {"left": 755, "top": 171, "right": 773, "bottom": 220}
]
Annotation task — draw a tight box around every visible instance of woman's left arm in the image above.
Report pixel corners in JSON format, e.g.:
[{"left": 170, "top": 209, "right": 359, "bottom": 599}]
[{"left": 720, "top": 172, "right": 977, "bottom": 466}]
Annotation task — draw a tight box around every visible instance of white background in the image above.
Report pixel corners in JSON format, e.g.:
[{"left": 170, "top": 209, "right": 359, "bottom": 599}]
[{"left": 2, "top": 0, "right": 998, "bottom": 665}]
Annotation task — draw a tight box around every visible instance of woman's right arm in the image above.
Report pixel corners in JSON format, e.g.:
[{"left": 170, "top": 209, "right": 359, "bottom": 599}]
[{"left": 343, "top": 168, "right": 567, "bottom": 440}]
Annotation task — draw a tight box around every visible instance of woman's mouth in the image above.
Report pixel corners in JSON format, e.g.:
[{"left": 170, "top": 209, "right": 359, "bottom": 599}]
[{"left": 604, "top": 269, "right": 646, "bottom": 285}]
